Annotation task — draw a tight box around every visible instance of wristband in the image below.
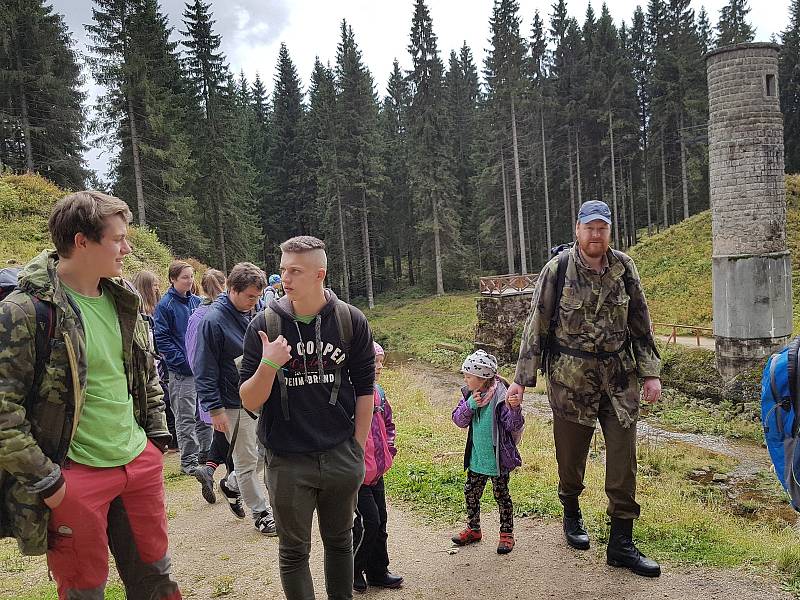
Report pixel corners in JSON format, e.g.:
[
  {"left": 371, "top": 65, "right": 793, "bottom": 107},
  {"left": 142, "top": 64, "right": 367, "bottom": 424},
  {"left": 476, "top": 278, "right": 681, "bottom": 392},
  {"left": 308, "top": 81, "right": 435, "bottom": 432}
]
[{"left": 260, "top": 357, "right": 281, "bottom": 370}]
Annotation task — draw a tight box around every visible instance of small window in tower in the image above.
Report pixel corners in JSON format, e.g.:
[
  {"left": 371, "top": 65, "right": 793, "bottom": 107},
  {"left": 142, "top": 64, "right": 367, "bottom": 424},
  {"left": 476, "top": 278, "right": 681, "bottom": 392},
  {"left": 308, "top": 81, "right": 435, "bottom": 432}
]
[{"left": 766, "top": 73, "right": 777, "bottom": 97}]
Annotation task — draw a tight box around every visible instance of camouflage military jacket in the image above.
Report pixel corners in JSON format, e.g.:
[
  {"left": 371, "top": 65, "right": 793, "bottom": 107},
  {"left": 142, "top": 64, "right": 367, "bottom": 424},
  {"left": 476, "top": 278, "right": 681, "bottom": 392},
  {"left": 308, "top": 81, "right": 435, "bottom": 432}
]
[
  {"left": 514, "top": 245, "right": 660, "bottom": 428},
  {"left": 0, "top": 251, "right": 168, "bottom": 555}
]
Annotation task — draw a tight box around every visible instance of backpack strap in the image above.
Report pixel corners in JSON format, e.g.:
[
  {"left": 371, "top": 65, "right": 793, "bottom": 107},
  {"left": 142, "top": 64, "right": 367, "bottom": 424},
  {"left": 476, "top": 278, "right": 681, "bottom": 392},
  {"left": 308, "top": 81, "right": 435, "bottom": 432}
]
[
  {"left": 264, "top": 306, "right": 290, "bottom": 421},
  {"left": 769, "top": 353, "right": 785, "bottom": 435},
  {"left": 543, "top": 249, "right": 570, "bottom": 371},
  {"left": 789, "top": 337, "right": 800, "bottom": 436},
  {"left": 27, "top": 297, "right": 55, "bottom": 406},
  {"left": 329, "top": 300, "right": 353, "bottom": 406}
]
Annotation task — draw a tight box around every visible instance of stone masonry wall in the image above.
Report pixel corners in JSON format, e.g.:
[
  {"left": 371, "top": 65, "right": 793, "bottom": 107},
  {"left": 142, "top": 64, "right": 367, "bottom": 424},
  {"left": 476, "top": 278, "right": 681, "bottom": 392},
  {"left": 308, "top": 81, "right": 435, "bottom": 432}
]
[{"left": 707, "top": 44, "right": 785, "bottom": 256}]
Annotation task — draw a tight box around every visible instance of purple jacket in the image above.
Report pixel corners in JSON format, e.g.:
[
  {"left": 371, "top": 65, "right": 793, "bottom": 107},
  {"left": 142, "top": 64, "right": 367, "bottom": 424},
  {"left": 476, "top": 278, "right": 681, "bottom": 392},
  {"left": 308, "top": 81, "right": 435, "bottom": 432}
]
[
  {"left": 185, "top": 300, "right": 213, "bottom": 423},
  {"left": 452, "top": 378, "right": 524, "bottom": 475}
]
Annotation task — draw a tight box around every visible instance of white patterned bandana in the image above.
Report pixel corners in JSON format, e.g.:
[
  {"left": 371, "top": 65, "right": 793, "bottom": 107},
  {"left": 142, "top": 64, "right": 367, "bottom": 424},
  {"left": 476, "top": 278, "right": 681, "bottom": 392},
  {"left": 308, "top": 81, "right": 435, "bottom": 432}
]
[{"left": 461, "top": 349, "right": 498, "bottom": 379}]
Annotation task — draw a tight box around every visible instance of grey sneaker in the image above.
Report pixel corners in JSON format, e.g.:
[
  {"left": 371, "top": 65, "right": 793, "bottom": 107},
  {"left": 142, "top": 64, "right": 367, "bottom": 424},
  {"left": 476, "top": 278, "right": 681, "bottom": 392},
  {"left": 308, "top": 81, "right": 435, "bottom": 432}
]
[
  {"left": 255, "top": 511, "right": 277, "bottom": 536},
  {"left": 194, "top": 465, "right": 216, "bottom": 504}
]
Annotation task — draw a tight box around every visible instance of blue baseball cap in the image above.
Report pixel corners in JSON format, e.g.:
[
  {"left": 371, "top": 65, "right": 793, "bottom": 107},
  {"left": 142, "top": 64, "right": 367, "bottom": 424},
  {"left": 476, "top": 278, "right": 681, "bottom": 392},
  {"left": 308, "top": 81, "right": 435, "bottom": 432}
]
[
  {"left": 577, "top": 200, "right": 612, "bottom": 224},
  {"left": 268, "top": 274, "right": 281, "bottom": 285}
]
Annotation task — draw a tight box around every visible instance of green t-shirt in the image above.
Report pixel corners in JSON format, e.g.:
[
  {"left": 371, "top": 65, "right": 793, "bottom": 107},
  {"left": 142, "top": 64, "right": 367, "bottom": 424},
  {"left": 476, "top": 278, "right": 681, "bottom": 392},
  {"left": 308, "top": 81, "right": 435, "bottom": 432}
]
[
  {"left": 468, "top": 395, "right": 498, "bottom": 477},
  {"left": 65, "top": 285, "right": 147, "bottom": 467},
  {"left": 295, "top": 314, "right": 317, "bottom": 325}
]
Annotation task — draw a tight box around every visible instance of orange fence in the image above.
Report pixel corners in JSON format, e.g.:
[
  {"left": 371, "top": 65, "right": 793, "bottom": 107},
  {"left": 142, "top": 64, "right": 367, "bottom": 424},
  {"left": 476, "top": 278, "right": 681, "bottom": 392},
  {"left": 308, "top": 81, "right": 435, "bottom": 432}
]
[
  {"left": 479, "top": 274, "right": 538, "bottom": 295},
  {"left": 651, "top": 322, "right": 713, "bottom": 346}
]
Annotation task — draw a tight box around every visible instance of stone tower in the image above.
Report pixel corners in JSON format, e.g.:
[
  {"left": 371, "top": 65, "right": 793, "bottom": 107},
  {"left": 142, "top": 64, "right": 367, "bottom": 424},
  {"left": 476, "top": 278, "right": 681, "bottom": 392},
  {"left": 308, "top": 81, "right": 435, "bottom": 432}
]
[{"left": 706, "top": 43, "right": 793, "bottom": 379}]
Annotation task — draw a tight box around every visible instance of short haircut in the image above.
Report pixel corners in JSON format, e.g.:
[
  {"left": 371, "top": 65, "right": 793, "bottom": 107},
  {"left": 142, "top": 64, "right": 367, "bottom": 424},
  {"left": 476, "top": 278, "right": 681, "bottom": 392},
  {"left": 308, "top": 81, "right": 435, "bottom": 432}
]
[
  {"left": 280, "top": 236, "right": 327, "bottom": 269},
  {"left": 48, "top": 191, "right": 132, "bottom": 257},
  {"left": 227, "top": 262, "right": 267, "bottom": 293},
  {"left": 201, "top": 268, "right": 226, "bottom": 298},
  {"left": 168, "top": 260, "right": 192, "bottom": 282}
]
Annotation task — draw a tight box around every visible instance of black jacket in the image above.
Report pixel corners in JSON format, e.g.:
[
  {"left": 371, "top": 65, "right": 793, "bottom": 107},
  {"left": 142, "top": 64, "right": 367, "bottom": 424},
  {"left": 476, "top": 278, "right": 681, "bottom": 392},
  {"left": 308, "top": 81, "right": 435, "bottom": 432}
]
[
  {"left": 195, "top": 293, "right": 251, "bottom": 413},
  {"left": 239, "top": 290, "right": 375, "bottom": 454}
]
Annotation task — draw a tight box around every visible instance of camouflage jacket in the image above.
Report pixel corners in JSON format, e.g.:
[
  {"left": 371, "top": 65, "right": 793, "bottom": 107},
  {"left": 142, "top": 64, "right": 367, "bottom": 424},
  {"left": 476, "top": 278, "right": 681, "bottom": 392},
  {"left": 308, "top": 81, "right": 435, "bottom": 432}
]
[
  {"left": 514, "top": 245, "right": 660, "bottom": 428},
  {"left": 0, "top": 251, "right": 168, "bottom": 555}
]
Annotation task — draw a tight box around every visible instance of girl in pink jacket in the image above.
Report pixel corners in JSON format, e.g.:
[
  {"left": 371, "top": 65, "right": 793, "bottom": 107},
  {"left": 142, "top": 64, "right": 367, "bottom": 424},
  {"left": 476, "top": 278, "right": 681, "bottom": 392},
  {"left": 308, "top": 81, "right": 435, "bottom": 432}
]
[{"left": 352, "top": 342, "right": 403, "bottom": 593}]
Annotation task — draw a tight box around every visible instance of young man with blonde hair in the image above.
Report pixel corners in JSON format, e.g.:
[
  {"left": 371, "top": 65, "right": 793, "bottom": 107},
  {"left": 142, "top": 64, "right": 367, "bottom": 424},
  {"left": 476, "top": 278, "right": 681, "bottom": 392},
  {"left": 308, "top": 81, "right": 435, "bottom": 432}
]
[
  {"left": 240, "top": 236, "right": 375, "bottom": 600},
  {"left": 0, "top": 191, "right": 181, "bottom": 598}
]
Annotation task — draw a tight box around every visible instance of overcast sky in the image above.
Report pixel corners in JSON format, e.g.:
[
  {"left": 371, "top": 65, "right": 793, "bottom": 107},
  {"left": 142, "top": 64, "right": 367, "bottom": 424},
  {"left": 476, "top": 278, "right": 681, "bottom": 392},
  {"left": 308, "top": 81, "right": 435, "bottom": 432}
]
[{"left": 49, "top": 0, "right": 790, "bottom": 178}]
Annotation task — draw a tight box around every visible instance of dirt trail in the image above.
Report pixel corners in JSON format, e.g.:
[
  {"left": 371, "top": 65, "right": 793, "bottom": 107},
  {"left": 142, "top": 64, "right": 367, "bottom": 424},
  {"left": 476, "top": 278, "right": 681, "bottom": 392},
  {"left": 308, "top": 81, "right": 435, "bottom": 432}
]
[
  {"left": 1, "top": 359, "right": 791, "bottom": 599},
  {"left": 160, "top": 478, "right": 791, "bottom": 599}
]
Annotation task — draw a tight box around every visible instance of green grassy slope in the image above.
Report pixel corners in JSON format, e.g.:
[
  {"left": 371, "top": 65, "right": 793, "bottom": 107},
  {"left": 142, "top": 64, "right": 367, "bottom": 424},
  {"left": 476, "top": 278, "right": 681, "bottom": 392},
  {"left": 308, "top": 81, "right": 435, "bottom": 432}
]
[
  {"left": 0, "top": 174, "right": 180, "bottom": 283},
  {"left": 628, "top": 174, "right": 800, "bottom": 332}
]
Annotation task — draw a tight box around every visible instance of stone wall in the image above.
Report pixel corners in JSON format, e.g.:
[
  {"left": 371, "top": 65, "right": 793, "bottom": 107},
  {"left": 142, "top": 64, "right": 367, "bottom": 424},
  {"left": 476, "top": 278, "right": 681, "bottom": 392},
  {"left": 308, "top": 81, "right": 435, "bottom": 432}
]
[
  {"left": 706, "top": 43, "right": 793, "bottom": 379},
  {"left": 474, "top": 293, "right": 533, "bottom": 365}
]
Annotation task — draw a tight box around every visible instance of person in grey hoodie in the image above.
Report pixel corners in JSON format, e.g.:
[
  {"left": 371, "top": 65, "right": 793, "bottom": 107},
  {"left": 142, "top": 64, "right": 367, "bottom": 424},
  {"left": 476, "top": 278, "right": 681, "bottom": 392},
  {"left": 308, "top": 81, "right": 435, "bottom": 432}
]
[{"left": 240, "top": 236, "right": 374, "bottom": 600}]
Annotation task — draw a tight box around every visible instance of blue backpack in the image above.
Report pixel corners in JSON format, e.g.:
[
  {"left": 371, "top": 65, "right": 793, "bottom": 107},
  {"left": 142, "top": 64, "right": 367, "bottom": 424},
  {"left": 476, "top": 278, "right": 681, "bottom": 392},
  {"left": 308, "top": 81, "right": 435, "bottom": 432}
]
[{"left": 761, "top": 336, "right": 800, "bottom": 511}]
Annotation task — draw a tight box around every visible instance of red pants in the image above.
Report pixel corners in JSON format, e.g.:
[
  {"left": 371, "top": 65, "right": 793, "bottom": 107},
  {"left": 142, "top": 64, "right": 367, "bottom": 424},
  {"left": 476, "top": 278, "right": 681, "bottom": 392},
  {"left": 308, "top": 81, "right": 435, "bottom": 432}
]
[{"left": 46, "top": 440, "right": 181, "bottom": 600}]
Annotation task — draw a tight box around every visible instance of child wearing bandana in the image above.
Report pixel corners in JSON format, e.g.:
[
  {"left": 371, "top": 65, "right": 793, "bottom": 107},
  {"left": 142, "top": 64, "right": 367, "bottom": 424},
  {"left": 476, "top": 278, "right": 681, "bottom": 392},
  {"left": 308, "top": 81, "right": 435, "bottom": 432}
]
[{"left": 451, "top": 349, "right": 525, "bottom": 554}]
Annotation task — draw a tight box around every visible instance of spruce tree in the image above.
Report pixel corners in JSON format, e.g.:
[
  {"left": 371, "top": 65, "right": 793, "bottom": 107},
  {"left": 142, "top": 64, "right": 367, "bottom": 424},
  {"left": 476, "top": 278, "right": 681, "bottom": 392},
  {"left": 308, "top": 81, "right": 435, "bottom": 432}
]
[
  {"left": 335, "top": 22, "right": 385, "bottom": 307},
  {"left": 715, "top": 0, "right": 755, "bottom": 47},
  {"left": 407, "top": 0, "right": 462, "bottom": 293},
  {"left": 781, "top": 0, "right": 800, "bottom": 172},
  {"left": 181, "top": 0, "right": 258, "bottom": 269},
  {"left": 0, "top": 0, "right": 87, "bottom": 188},
  {"left": 380, "top": 59, "right": 413, "bottom": 284},
  {"left": 265, "top": 43, "right": 307, "bottom": 261},
  {"left": 87, "top": 0, "right": 205, "bottom": 258}
]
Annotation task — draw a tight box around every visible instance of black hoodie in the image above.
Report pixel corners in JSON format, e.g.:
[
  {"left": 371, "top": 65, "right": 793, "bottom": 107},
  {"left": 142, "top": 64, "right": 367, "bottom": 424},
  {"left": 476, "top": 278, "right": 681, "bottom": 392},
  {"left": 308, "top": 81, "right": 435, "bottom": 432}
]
[{"left": 239, "top": 290, "right": 375, "bottom": 454}]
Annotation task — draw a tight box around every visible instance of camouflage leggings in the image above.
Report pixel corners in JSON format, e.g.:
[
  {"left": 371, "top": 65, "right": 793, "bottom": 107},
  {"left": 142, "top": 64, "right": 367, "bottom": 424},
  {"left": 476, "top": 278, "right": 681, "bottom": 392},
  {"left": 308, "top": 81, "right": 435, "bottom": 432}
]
[{"left": 464, "top": 471, "right": 513, "bottom": 534}]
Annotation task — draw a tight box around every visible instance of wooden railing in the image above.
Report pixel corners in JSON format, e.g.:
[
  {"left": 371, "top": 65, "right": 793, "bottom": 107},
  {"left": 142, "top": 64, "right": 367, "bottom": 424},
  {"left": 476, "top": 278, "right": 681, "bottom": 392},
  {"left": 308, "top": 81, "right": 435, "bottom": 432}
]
[
  {"left": 479, "top": 273, "right": 538, "bottom": 295},
  {"left": 651, "top": 322, "right": 713, "bottom": 346}
]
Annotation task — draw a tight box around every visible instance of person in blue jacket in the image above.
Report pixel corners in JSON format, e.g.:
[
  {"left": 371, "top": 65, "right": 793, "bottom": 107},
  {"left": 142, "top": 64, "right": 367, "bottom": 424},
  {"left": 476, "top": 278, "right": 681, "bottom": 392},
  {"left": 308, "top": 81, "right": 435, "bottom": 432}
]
[
  {"left": 194, "top": 262, "right": 276, "bottom": 536},
  {"left": 154, "top": 260, "right": 207, "bottom": 475}
]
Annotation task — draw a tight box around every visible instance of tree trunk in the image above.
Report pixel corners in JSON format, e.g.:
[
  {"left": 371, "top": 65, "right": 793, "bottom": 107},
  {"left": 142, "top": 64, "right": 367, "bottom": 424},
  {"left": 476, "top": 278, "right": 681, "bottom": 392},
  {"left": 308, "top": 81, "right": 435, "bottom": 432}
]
[
  {"left": 575, "top": 126, "right": 583, "bottom": 206},
  {"left": 628, "top": 161, "right": 637, "bottom": 246},
  {"left": 432, "top": 193, "right": 444, "bottom": 295},
  {"left": 127, "top": 93, "right": 146, "bottom": 227},
  {"left": 660, "top": 130, "right": 668, "bottom": 229},
  {"left": 619, "top": 156, "right": 628, "bottom": 249},
  {"left": 567, "top": 125, "right": 577, "bottom": 230},
  {"left": 15, "top": 52, "right": 34, "bottom": 173},
  {"left": 679, "top": 112, "right": 689, "bottom": 221},
  {"left": 336, "top": 192, "right": 350, "bottom": 303},
  {"left": 540, "top": 111, "right": 552, "bottom": 252},
  {"left": 407, "top": 246, "right": 415, "bottom": 286},
  {"left": 510, "top": 96, "right": 527, "bottom": 273},
  {"left": 361, "top": 189, "right": 374, "bottom": 309},
  {"left": 609, "top": 111, "right": 620, "bottom": 249},
  {"left": 500, "top": 147, "right": 514, "bottom": 274},
  {"left": 644, "top": 148, "right": 652, "bottom": 235},
  {"left": 217, "top": 201, "right": 227, "bottom": 272}
]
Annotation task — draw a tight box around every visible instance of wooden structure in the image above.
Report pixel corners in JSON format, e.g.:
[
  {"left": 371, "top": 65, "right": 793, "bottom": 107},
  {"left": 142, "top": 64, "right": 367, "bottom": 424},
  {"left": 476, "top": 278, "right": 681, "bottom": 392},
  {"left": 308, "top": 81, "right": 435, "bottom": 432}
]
[
  {"left": 652, "top": 322, "right": 714, "bottom": 347},
  {"left": 479, "top": 274, "right": 538, "bottom": 296}
]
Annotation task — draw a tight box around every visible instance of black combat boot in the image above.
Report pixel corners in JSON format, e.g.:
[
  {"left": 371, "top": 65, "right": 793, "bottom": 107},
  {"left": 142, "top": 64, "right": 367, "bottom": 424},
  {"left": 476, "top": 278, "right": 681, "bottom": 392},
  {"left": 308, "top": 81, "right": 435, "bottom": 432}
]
[
  {"left": 563, "top": 509, "right": 590, "bottom": 550},
  {"left": 606, "top": 518, "right": 661, "bottom": 577}
]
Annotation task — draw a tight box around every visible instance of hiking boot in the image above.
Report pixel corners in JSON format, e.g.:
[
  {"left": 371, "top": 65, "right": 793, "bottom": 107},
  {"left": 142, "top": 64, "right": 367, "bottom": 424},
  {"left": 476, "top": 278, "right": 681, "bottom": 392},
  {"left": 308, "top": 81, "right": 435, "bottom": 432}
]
[
  {"left": 219, "top": 478, "right": 245, "bottom": 519},
  {"left": 606, "top": 518, "right": 661, "bottom": 578},
  {"left": 194, "top": 465, "right": 216, "bottom": 504},
  {"left": 497, "top": 532, "right": 515, "bottom": 554},
  {"left": 255, "top": 511, "right": 277, "bottom": 536},
  {"left": 563, "top": 511, "right": 590, "bottom": 550},
  {"left": 353, "top": 571, "right": 367, "bottom": 593},
  {"left": 451, "top": 527, "right": 482, "bottom": 546},
  {"left": 366, "top": 571, "right": 404, "bottom": 588}
]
